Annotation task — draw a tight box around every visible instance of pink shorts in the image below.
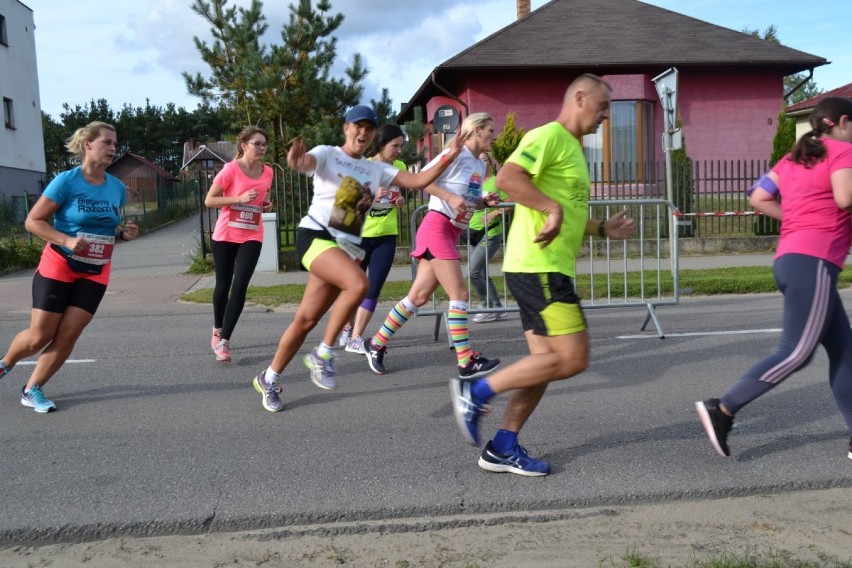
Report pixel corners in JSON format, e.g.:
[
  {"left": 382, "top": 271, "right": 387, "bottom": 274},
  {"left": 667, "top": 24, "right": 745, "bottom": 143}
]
[
  {"left": 36, "top": 244, "right": 112, "bottom": 286},
  {"left": 411, "top": 210, "right": 464, "bottom": 260}
]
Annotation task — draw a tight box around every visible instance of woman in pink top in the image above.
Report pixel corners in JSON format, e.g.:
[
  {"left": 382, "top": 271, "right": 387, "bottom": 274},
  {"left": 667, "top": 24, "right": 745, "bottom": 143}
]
[
  {"left": 204, "top": 126, "right": 273, "bottom": 362},
  {"left": 696, "top": 97, "right": 852, "bottom": 461}
]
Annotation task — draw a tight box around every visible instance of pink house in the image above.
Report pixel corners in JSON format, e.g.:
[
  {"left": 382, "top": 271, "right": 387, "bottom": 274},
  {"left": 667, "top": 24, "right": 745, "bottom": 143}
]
[{"left": 397, "top": 0, "right": 827, "bottom": 179}]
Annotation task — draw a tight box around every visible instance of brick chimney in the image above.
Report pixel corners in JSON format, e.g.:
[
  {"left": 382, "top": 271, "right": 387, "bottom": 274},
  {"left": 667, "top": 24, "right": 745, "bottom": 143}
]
[{"left": 517, "top": 0, "right": 531, "bottom": 19}]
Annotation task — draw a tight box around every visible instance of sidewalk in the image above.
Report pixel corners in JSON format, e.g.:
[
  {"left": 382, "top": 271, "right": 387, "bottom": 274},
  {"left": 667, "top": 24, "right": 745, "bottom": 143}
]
[{"left": 0, "top": 214, "right": 779, "bottom": 307}]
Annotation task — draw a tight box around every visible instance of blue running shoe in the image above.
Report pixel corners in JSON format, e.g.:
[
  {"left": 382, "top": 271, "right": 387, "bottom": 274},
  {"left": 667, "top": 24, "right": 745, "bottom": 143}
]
[
  {"left": 450, "top": 379, "right": 489, "bottom": 446},
  {"left": 21, "top": 385, "right": 56, "bottom": 413},
  {"left": 304, "top": 349, "right": 337, "bottom": 390},
  {"left": 478, "top": 440, "right": 550, "bottom": 476},
  {"left": 0, "top": 359, "right": 10, "bottom": 379},
  {"left": 252, "top": 370, "right": 284, "bottom": 412}
]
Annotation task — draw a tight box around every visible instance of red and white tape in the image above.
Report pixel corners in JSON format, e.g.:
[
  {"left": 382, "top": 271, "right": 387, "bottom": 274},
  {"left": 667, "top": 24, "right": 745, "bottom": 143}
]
[{"left": 673, "top": 210, "right": 760, "bottom": 218}]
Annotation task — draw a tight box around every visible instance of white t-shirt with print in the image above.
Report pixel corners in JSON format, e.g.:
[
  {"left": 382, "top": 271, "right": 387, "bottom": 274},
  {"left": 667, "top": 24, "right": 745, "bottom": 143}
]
[
  {"left": 299, "top": 145, "right": 399, "bottom": 243},
  {"left": 424, "top": 146, "right": 486, "bottom": 228}
]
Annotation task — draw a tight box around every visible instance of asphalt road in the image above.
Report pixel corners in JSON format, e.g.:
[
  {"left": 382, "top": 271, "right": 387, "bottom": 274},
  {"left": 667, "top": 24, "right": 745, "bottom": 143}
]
[{"left": 1, "top": 288, "right": 851, "bottom": 546}]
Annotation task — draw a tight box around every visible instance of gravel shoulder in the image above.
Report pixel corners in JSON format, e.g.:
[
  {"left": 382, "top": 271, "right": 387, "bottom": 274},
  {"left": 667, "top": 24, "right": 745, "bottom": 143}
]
[{"left": 2, "top": 487, "right": 851, "bottom": 567}]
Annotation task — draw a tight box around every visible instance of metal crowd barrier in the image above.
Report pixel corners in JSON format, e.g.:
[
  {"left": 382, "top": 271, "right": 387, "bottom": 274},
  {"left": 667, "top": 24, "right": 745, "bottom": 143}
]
[{"left": 408, "top": 199, "right": 680, "bottom": 341}]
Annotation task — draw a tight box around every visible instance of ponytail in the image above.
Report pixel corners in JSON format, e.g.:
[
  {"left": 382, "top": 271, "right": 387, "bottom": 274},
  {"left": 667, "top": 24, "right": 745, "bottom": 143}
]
[
  {"left": 790, "top": 129, "right": 826, "bottom": 167},
  {"left": 790, "top": 97, "right": 852, "bottom": 168}
]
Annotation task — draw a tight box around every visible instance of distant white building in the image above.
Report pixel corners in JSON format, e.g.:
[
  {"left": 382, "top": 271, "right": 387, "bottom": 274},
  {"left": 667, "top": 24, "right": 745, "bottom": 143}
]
[{"left": 0, "top": 0, "right": 46, "bottom": 198}]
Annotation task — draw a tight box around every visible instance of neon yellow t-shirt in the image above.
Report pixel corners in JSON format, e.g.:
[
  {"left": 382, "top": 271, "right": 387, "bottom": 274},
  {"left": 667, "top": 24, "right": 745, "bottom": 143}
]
[
  {"left": 361, "top": 159, "right": 406, "bottom": 238},
  {"left": 468, "top": 177, "right": 508, "bottom": 236},
  {"left": 501, "top": 121, "right": 589, "bottom": 276}
]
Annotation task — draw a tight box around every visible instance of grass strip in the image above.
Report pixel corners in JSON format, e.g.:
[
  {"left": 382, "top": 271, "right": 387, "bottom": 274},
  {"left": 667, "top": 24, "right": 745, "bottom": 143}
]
[{"left": 179, "top": 266, "right": 852, "bottom": 307}]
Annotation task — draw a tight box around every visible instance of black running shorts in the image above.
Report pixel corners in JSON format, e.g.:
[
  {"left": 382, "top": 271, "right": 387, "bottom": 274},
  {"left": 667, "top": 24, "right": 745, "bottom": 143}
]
[
  {"left": 32, "top": 271, "right": 107, "bottom": 315},
  {"left": 505, "top": 272, "right": 586, "bottom": 336}
]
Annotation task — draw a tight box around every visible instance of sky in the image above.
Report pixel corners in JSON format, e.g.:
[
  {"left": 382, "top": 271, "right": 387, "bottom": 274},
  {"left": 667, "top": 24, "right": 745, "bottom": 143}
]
[{"left": 22, "top": 0, "right": 852, "bottom": 120}]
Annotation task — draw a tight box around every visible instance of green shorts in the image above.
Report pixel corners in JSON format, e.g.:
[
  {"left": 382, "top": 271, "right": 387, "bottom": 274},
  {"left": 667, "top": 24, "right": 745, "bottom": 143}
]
[
  {"left": 505, "top": 272, "right": 586, "bottom": 336},
  {"left": 295, "top": 228, "right": 337, "bottom": 271}
]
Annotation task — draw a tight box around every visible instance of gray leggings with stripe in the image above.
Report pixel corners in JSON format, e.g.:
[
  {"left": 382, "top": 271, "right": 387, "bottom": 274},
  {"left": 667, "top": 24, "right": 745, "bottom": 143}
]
[{"left": 721, "top": 253, "right": 852, "bottom": 433}]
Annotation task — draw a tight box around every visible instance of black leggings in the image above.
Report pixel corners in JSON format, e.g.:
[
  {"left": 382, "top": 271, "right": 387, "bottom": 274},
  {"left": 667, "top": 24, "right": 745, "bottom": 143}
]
[{"left": 211, "top": 239, "right": 262, "bottom": 340}]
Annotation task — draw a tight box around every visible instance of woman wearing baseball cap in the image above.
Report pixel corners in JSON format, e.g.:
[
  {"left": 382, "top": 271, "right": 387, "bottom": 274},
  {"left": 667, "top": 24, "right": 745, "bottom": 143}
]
[{"left": 250, "top": 105, "right": 470, "bottom": 412}]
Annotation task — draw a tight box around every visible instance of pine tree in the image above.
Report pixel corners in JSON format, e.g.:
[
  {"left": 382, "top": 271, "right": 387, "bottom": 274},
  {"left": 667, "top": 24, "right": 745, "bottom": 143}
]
[
  {"left": 41, "top": 99, "right": 234, "bottom": 178},
  {"left": 371, "top": 89, "right": 396, "bottom": 127},
  {"left": 769, "top": 110, "right": 796, "bottom": 166},
  {"left": 400, "top": 107, "right": 427, "bottom": 167},
  {"left": 742, "top": 25, "right": 822, "bottom": 105},
  {"left": 184, "top": 0, "right": 367, "bottom": 163},
  {"left": 490, "top": 112, "right": 525, "bottom": 166}
]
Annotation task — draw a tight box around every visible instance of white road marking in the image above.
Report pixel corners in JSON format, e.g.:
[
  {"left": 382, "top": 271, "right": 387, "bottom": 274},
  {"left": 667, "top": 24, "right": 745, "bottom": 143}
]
[
  {"left": 617, "top": 328, "right": 782, "bottom": 339},
  {"left": 15, "top": 359, "right": 96, "bottom": 366}
]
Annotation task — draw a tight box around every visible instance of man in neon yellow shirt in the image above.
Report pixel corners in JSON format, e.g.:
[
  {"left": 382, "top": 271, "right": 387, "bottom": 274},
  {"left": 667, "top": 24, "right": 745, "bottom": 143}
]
[{"left": 450, "top": 74, "right": 635, "bottom": 475}]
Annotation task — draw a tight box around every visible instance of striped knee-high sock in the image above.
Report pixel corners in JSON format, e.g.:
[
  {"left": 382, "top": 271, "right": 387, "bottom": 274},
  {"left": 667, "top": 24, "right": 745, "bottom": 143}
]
[
  {"left": 373, "top": 297, "right": 417, "bottom": 347},
  {"left": 448, "top": 301, "right": 473, "bottom": 367}
]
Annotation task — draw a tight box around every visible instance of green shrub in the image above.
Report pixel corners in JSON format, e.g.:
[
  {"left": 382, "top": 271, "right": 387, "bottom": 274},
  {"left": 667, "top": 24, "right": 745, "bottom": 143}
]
[{"left": 0, "top": 229, "right": 43, "bottom": 271}]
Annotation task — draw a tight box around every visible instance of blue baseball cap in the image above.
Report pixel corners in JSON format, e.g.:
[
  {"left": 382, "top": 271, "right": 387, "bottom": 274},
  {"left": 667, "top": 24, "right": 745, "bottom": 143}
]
[{"left": 344, "top": 105, "right": 378, "bottom": 126}]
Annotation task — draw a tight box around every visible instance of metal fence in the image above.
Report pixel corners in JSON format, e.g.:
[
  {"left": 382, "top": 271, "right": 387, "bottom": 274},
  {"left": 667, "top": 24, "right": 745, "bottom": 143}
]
[
  {"left": 263, "top": 158, "right": 772, "bottom": 251},
  {"left": 410, "top": 199, "right": 679, "bottom": 342},
  {"left": 268, "top": 166, "right": 433, "bottom": 250},
  {"left": 0, "top": 193, "right": 38, "bottom": 240},
  {"left": 120, "top": 174, "right": 200, "bottom": 229},
  {"left": 0, "top": 176, "right": 202, "bottom": 241}
]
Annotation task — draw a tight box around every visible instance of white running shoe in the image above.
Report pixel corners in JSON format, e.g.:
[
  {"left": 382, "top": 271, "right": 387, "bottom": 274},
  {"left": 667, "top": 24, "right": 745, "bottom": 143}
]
[
  {"left": 345, "top": 335, "right": 367, "bottom": 354},
  {"left": 338, "top": 324, "right": 352, "bottom": 348}
]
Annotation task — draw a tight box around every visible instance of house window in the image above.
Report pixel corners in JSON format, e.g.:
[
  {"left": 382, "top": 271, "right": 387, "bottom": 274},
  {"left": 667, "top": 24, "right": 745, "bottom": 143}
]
[
  {"left": 3, "top": 97, "right": 14, "bottom": 129},
  {"left": 0, "top": 14, "right": 7, "bottom": 46},
  {"left": 584, "top": 100, "right": 654, "bottom": 182}
]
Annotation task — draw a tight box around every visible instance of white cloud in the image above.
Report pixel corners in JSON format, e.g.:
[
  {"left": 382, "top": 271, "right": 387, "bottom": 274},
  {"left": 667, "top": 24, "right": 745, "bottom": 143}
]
[
  {"left": 32, "top": 0, "right": 845, "bottom": 122},
  {"left": 342, "top": 3, "right": 488, "bottom": 107}
]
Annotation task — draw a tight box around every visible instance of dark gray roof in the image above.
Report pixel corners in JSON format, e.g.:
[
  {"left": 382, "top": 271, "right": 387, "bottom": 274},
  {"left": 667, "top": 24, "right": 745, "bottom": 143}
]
[
  {"left": 445, "top": 0, "right": 826, "bottom": 70},
  {"left": 398, "top": 0, "right": 827, "bottom": 121}
]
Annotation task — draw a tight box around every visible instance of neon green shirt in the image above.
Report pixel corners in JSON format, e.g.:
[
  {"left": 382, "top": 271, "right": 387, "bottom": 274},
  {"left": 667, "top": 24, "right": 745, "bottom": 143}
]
[
  {"left": 361, "top": 159, "right": 406, "bottom": 238},
  {"left": 468, "top": 177, "right": 508, "bottom": 236},
  {"left": 501, "top": 121, "right": 589, "bottom": 276}
]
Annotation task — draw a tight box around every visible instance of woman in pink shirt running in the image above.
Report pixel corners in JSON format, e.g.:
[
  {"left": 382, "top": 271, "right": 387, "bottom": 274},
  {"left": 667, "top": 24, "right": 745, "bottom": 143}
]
[
  {"left": 204, "top": 126, "right": 273, "bottom": 363},
  {"left": 696, "top": 97, "right": 852, "bottom": 461}
]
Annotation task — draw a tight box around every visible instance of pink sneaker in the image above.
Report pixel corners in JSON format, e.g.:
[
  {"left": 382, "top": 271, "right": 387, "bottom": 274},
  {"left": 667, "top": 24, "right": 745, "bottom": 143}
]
[
  {"left": 211, "top": 328, "right": 222, "bottom": 351},
  {"left": 214, "top": 338, "right": 231, "bottom": 362}
]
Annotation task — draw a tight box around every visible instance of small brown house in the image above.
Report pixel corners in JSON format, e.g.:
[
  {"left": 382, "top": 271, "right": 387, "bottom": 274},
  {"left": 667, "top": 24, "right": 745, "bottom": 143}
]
[
  {"left": 181, "top": 140, "right": 237, "bottom": 175},
  {"left": 106, "top": 152, "right": 179, "bottom": 206}
]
